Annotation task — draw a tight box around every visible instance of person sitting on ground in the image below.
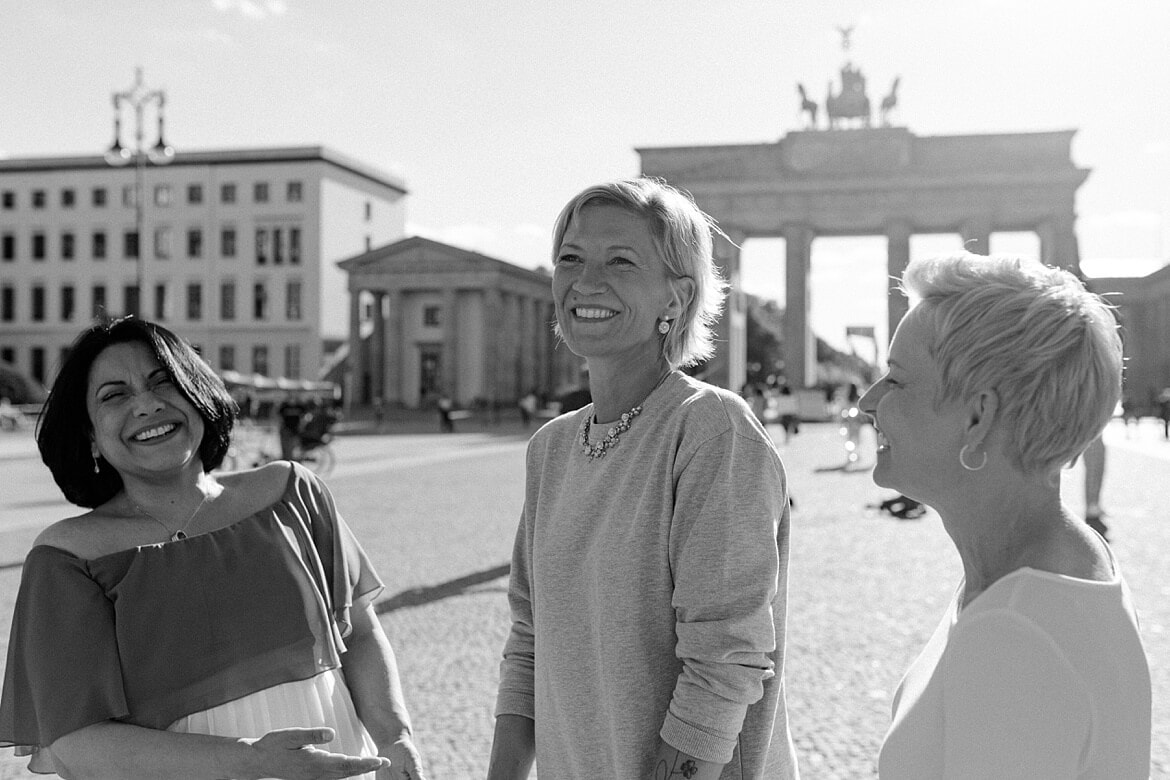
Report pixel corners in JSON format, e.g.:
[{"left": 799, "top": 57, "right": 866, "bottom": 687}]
[
  {"left": 859, "top": 252, "right": 1150, "bottom": 776},
  {"left": 0, "top": 316, "right": 426, "bottom": 779}
]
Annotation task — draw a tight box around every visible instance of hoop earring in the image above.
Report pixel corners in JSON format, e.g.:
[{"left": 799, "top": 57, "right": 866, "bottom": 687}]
[
  {"left": 959, "top": 444, "right": 987, "bottom": 472},
  {"left": 657, "top": 320, "right": 671, "bottom": 335}
]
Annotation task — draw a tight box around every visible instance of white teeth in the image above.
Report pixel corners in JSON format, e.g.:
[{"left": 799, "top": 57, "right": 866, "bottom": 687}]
[
  {"left": 133, "top": 423, "right": 176, "bottom": 442},
  {"left": 574, "top": 307, "right": 616, "bottom": 320}
]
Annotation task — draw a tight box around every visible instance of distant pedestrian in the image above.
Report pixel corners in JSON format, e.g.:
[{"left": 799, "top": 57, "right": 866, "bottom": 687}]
[
  {"left": 1159, "top": 387, "right": 1170, "bottom": 439},
  {"left": 490, "top": 178, "right": 798, "bottom": 779},
  {"left": 860, "top": 252, "right": 1150, "bottom": 775},
  {"left": 437, "top": 392, "right": 454, "bottom": 433},
  {"left": 518, "top": 390, "right": 537, "bottom": 428},
  {"left": 372, "top": 395, "right": 385, "bottom": 430},
  {"left": 775, "top": 384, "right": 800, "bottom": 442},
  {"left": 1083, "top": 434, "right": 1108, "bottom": 540}
]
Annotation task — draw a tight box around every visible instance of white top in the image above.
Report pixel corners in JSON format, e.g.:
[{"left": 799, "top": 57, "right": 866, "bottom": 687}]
[{"left": 879, "top": 549, "right": 1151, "bottom": 779}]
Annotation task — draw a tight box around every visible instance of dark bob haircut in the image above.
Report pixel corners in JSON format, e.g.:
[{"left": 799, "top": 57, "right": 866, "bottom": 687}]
[{"left": 37, "top": 316, "right": 238, "bottom": 508}]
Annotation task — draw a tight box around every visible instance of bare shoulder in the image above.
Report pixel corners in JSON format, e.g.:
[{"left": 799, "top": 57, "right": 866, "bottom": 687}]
[
  {"left": 32, "top": 508, "right": 122, "bottom": 558},
  {"left": 215, "top": 460, "right": 295, "bottom": 514}
]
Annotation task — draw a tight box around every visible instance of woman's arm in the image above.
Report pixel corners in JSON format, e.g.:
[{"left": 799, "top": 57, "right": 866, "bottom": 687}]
[
  {"left": 649, "top": 741, "right": 723, "bottom": 780},
  {"left": 341, "top": 602, "right": 427, "bottom": 779},
  {"left": 486, "top": 714, "right": 536, "bottom": 780},
  {"left": 50, "top": 721, "right": 389, "bottom": 780}
]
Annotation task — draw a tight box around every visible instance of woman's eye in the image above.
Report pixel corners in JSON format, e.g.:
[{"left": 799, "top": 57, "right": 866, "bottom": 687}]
[
  {"left": 555, "top": 253, "right": 580, "bottom": 265},
  {"left": 609, "top": 256, "right": 634, "bottom": 266}
]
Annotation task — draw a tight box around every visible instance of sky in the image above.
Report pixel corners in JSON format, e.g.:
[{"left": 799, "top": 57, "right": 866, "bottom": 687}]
[{"left": 2, "top": 0, "right": 1167, "bottom": 358}]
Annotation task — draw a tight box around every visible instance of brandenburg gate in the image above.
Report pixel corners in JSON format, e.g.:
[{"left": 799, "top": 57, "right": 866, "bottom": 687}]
[{"left": 639, "top": 72, "right": 1088, "bottom": 391}]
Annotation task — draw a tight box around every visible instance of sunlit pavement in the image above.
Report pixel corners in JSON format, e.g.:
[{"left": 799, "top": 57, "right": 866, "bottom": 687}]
[{"left": 1, "top": 416, "right": 1166, "bottom": 778}]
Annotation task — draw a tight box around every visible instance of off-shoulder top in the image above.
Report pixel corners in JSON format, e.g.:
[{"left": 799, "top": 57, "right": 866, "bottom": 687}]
[{"left": 0, "top": 462, "right": 384, "bottom": 761}]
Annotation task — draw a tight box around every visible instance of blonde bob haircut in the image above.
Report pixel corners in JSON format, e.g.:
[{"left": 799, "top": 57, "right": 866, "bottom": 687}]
[
  {"left": 550, "top": 177, "right": 728, "bottom": 369},
  {"left": 902, "top": 251, "right": 1122, "bottom": 474}
]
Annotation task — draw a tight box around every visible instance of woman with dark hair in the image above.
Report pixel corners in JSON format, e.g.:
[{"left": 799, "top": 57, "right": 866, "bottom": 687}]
[{"left": 0, "top": 317, "right": 426, "bottom": 779}]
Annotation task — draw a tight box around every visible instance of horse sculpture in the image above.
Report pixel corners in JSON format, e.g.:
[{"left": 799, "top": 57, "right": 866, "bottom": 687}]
[
  {"left": 880, "top": 76, "right": 901, "bottom": 127},
  {"left": 797, "top": 83, "right": 818, "bottom": 129},
  {"left": 825, "top": 62, "right": 871, "bottom": 129}
]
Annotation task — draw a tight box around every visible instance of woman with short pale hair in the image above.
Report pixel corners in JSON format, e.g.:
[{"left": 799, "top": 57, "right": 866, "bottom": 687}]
[
  {"left": 488, "top": 178, "right": 798, "bottom": 779},
  {"left": 860, "top": 252, "right": 1151, "bottom": 777}
]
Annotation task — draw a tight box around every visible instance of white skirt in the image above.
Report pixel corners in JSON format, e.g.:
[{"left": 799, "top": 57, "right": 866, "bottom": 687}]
[{"left": 169, "top": 669, "right": 380, "bottom": 779}]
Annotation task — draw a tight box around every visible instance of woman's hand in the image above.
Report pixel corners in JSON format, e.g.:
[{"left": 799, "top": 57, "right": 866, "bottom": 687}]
[
  {"left": 243, "top": 727, "right": 391, "bottom": 779},
  {"left": 380, "top": 734, "right": 427, "bottom": 779}
]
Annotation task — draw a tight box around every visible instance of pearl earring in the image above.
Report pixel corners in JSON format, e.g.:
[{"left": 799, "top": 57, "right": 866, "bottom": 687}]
[
  {"left": 93, "top": 453, "right": 101, "bottom": 474},
  {"left": 658, "top": 320, "right": 671, "bottom": 335}
]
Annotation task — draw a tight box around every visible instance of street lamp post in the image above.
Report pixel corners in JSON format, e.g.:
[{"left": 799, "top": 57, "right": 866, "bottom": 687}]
[{"left": 105, "top": 67, "right": 174, "bottom": 318}]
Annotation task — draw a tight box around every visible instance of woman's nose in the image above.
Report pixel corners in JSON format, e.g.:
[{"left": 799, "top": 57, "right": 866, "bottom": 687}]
[
  {"left": 858, "top": 384, "right": 879, "bottom": 414},
  {"left": 130, "top": 388, "right": 166, "bottom": 415},
  {"left": 573, "top": 263, "right": 607, "bottom": 294}
]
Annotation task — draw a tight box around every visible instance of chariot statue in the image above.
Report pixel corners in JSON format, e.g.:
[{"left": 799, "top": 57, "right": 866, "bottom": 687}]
[{"left": 825, "top": 62, "right": 871, "bottom": 129}]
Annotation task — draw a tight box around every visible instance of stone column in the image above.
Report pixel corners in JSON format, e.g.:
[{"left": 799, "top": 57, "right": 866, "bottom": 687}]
[
  {"left": 370, "top": 292, "right": 386, "bottom": 405},
  {"left": 1039, "top": 213, "right": 1080, "bottom": 273},
  {"left": 960, "top": 218, "right": 992, "bottom": 256},
  {"left": 483, "top": 287, "right": 502, "bottom": 406},
  {"left": 442, "top": 287, "right": 459, "bottom": 403},
  {"left": 384, "top": 289, "right": 403, "bottom": 404},
  {"left": 886, "top": 221, "right": 912, "bottom": 345},
  {"left": 346, "top": 288, "right": 364, "bottom": 412},
  {"left": 518, "top": 293, "right": 534, "bottom": 396},
  {"left": 783, "top": 224, "right": 815, "bottom": 388},
  {"left": 708, "top": 231, "right": 744, "bottom": 390}
]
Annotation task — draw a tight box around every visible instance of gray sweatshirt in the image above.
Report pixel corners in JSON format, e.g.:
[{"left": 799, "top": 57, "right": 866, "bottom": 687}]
[{"left": 496, "top": 372, "right": 799, "bottom": 778}]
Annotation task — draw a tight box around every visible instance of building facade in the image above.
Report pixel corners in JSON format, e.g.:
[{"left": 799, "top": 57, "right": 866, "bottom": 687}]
[
  {"left": 1090, "top": 266, "right": 1170, "bottom": 414},
  {"left": 0, "top": 146, "right": 406, "bottom": 388},
  {"left": 339, "top": 236, "right": 580, "bottom": 409}
]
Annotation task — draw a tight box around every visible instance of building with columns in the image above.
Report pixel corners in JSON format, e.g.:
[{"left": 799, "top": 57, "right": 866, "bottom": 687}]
[
  {"left": 338, "top": 236, "right": 579, "bottom": 409},
  {"left": 0, "top": 146, "right": 406, "bottom": 387},
  {"left": 639, "top": 128, "right": 1089, "bottom": 390},
  {"left": 1089, "top": 267, "right": 1170, "bottom": 414}
]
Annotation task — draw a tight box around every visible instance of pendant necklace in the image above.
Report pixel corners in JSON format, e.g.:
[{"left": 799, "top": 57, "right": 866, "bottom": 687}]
[
  {"left": 579, "top": 370, "right": 673, "bottom": 461},
  {"left": 132, "top": 490, "right": 213, "bottom": 542}
]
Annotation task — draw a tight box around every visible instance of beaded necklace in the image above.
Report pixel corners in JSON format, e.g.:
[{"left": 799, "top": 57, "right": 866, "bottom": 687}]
[{"left": 578, "top": 370, "right": 672, "bottom": 460}]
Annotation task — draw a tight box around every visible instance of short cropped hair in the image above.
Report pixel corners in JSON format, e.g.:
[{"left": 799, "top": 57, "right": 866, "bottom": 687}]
[
  {"left": 37, "top": 317, "right": 238, "bottom": 507},
  {"left": 902, "top": 252, "right": 1122, "bottom": 474},
  {"left": 550, "top": 177, "right": 728, "bottom": 368}
]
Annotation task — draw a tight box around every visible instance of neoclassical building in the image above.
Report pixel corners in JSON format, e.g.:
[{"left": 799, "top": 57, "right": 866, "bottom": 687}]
[
  {"left": 339, "top": 236, "right": 579, "bottom": 409},
  {"left": 1090, "top": 266, "right": 1170, "bottom": 413}
]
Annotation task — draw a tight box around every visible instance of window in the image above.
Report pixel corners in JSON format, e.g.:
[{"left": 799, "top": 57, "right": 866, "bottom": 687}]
[
  {"left": 32, "top": 232, "right": 45, "bottom": 261},
  {"left": 31, "top": 348, "right": 46, "bottom": 385},
  {"left": 154, "top": 185, "right": 172, "bottom": 207},
  {"left": 61, "top": 189, "right": 75, "bottom": 208},
  {"left": 92, "top": 187, "right": 107, "bottom": 207},
  {"left": 219, "top": 345, "right": 235, "bottom": 372},
  {"left": 186, "top": 283, "right": 202, "bottom": 321},
  {"left": 31, "top": 285, "right": 45, "bottom": 322},
  {"left": 187, "top": 184, "right": 203, "bottom": 204},
  {"left": 253, "top": 182, "right": 269, "bottom": 203},
  {"left": 122, "top": 185, "right": 137, "bottom": 208},
  {"left": 284, "top": 344, "right": 301, "bottom": 380},
  {"left": 92, "top": 284, "right": 106, "bottom": 318},
  {"left": 61, "top": 232, "right": 75, "bottom": 261},
  {"left": 1, "top": 286, "right": 13, "bottom": 321},
  {"left": 220, "top": 281, "right": 236, "bottom": 320},
  {"left": 365, "top": 235, "right": 372, "bottom": 252},
  {"left": 124, "top": 230, "right": 139, "bottom": 259},
  {"left": 124, "top": 285, "right": 140, "bottom": 316},
  {"left": 221, "top": 228, "right": 236, "bottom": 257},
  {"left": 1, "top": 191, "right": 14, "bottom": 209},
  {"left": 287, "top": 181, "right": 303, "bottom": 202},
  {"left": 253, "top": 282, "right": 268, "bottom": 320},
  {"left": 32, "top": 190, "right": 46, "bottom": 209},
  {"left": 154, "top": 283, "right": 167, "bottom": 320},
  {"left": 154, "top": 227, "right": 172, "bottom": 259},
  {"left": 92, "top": 231, "right": 107, "bottom": 260},
  {"left": 255, "top": 228, "right": 269, "bottom": 265},
  {"left": 289, "top": 227, "right": 301, "bottom": 264},
  {"left": 220, "top": 183, "right": 236, "bottom": 204},
  {"left": 286, "top": 280, "right": 302, "bottom": 321},
  {"left": 1, "top": 233, "right": 13, "bottom": 261},
  {"left": 363, "top": 201, "right": 371, "bottom": 221},
  {"left": 252, "top": 345, "right": 269, "bottom": 376},
  {"left": 61, "top": 285, "right": 75, "bottom": 322},
  {"left": 272, "top": 228, "right": 284, "bottom": 265},
  {"left": 187, "top": 228, "right": 203, "bottom": 258},
  {"left": 0, "top": 347, "right": 12, "bottom": 365},
  {"left": 423, "top": 305, "right": 441, "bottom": 327}
]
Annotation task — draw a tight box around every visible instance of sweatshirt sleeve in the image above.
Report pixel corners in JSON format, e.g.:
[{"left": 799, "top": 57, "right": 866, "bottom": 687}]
[
  {"left": 940, "top": 609, "right": 1090, "bottom": 778},
  {"left": 661, "top": 423, "right": 787, "bottom": 763}
]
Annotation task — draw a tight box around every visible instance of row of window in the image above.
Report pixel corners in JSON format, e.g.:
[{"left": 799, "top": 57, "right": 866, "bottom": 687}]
[
  {"left": 1, "top": 226, "right": 302, "bottom": 264},
  {"left": 2, "top": 342, "right": 302, "bottom": 385},
  {"left": 0, "top": 181, "right": 304, "bottom": 211},
  {"left": 0, "top": 279, "right": 304, "bottom": 325}
]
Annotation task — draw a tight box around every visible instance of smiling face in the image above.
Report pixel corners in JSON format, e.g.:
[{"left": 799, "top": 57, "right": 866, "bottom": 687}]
[
  {"left": 859, "top": 308, "right": 967, "bottom": 503},
  {"left": 552, "top": 202, "right": 686, "bottom": 368},
  {"left": 86, "top": 340, "right": 206, "bottom": 481}
]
